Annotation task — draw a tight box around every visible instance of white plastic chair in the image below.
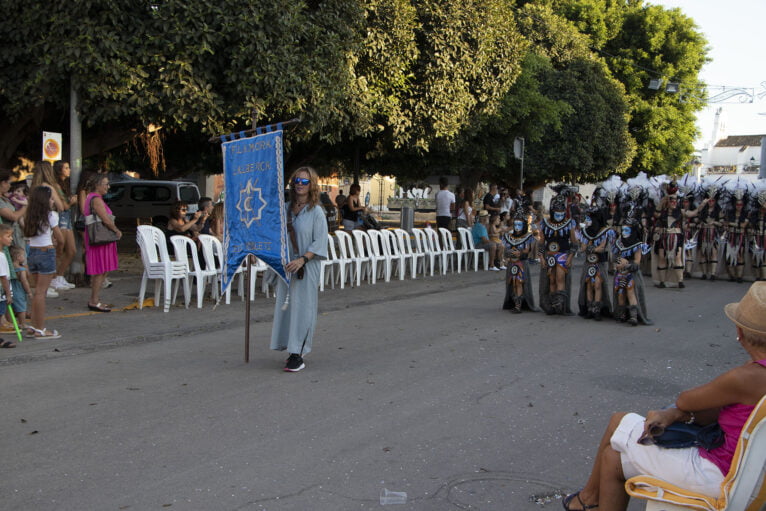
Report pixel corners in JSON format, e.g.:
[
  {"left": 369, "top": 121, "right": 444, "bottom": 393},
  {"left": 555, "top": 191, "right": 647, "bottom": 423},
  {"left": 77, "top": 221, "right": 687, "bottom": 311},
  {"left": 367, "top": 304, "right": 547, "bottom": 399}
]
[
  {"left": 330, "top": 233, "right": 353, "bottom": 289},
  {"left": 412, "top": 228, "right": 435, "bottom": 277},
  {"left": 424, "top": 226, "right": 451, "bottom": 274},
  {"left": 366, "top": 229, "right": 391, "bottom": 284},
  {"left": 438, "top": 227, "right": 463, "bottom": 273},
  {"left": 458, "top": 227, "right": 489, "bottom": 271},
  {"left": 351, "top": 229, "right": 376, "bottom": 284},
  {"left": 335, "top": 230, "right": 366, "bottom": 287},
  {"left": 319, "top": 236, "right": 339, "bottom": 291},
  {"left": 170, "top": 235, "right": 218, "bottom": 308},
  {"left": 626, "top": 395, "right": 766, "bottom": 511},
  {"left": 136, "top": 225, "right": 189, "bottom": 312},
  {"left": 393, "top": 228, "right": 422, "bottom": 279},
  {"left": 380, "top": 229, "right": 408, "bottom": 280}
]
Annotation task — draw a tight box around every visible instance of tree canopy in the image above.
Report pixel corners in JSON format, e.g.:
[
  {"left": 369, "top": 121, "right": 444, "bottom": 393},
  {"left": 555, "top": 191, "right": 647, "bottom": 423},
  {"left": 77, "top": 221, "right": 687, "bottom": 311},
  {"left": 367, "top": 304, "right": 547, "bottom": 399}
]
[{"left": 0, "top": 0, "right": 708, "bottom": 185}]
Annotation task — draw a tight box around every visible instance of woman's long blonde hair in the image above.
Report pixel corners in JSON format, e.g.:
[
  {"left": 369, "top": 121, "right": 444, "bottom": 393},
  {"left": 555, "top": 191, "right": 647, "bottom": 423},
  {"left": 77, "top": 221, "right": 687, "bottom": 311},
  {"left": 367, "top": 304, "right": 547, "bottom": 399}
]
[
  {"left": 31, "top": 161, "right": 64, "bottom": 195},
  {"left": 288, "top": 166, "right": 320, "bottom": 208}
]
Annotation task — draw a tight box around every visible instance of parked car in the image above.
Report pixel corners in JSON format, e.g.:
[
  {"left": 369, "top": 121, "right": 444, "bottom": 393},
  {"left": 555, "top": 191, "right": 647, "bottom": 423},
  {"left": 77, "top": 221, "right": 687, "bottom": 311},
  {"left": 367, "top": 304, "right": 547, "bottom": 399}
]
[{"left": 104, "top": 180, "right": 201, "bottom": 229}]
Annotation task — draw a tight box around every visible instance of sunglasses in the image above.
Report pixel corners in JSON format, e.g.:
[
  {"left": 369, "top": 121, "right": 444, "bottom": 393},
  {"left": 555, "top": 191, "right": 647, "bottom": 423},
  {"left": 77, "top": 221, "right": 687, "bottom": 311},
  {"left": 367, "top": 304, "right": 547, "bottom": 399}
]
[{"left": 293, "top": 178, "right": 311, "bottom": 186}]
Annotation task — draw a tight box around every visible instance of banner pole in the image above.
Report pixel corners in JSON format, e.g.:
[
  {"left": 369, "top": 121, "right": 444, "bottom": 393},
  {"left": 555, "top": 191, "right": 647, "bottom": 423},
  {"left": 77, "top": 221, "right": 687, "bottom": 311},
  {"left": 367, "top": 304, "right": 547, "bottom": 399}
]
[{"left": 244, "top": 257, "right": 252, "bottom": 363}]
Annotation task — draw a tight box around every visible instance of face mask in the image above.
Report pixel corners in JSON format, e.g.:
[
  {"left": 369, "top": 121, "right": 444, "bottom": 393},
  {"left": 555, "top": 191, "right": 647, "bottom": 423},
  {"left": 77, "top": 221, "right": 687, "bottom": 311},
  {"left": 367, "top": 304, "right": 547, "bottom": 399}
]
[
  {"left": 621, "top": 226, "right": 632, "bottom": 238},
  {"left": 584, "top": 216, "right": 592, "bottom": 227},
  {"left": 553, "top": 211, "right": 565, "bottom": 222},
  {"left": 514, "top": 221, "right": 524, "bottom": 231}
]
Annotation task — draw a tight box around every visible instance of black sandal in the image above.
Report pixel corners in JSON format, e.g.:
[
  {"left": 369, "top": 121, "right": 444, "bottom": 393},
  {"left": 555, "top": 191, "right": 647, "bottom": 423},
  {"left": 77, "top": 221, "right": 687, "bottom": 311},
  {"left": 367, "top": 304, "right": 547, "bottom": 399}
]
[
  {"left": 0, "top": 339, "right": 17, "bottom": 348},
  {"left": 562, "top": 491, "right": 598, "bottom": 510}
]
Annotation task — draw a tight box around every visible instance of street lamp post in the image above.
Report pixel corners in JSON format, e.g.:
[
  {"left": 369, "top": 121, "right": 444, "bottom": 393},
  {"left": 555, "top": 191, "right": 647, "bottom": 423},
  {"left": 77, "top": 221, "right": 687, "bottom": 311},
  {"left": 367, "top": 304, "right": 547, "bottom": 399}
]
[{"left": 514, "top": 137, "right": 525, "bottom": 191}]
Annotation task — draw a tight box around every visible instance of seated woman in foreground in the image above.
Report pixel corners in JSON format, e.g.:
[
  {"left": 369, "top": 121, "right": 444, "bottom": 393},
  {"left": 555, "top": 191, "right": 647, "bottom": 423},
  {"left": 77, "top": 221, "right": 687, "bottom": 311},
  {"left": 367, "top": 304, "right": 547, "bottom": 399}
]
[{"left": 563, "top": 281, "right": 766, "bottom": 511}]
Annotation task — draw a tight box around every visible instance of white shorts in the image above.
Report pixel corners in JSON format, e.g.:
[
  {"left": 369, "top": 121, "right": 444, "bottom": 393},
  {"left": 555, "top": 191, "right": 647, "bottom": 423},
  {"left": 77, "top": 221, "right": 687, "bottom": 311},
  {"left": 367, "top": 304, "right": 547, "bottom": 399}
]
[{"left": 610, "top": 413, "right": 724, "bottom": 498}]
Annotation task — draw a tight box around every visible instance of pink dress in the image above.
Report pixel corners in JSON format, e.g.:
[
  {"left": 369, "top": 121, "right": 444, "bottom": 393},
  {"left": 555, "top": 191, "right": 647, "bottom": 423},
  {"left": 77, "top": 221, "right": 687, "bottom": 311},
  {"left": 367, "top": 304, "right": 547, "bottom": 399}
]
[
  {"left": 84, "top": 192, "right": 119, "bottom": 275},
  {"left": 698, "top": 358, "right": 766, "bottom": 474}
]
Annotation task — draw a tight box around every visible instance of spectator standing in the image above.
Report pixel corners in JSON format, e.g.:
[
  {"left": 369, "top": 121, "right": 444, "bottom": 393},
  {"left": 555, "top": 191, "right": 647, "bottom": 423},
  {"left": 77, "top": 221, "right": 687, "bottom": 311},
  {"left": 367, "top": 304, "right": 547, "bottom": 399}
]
[
  {"left": 50, "top": 161, "right": 78, "bottom": 291},
  {"left": 0, "top": 224, "right": 14, "bottom": 348},
  {"left": 0, "top": 171, "right": 27, "bottom": 261},
  {"left": 9, "top": 246, "right": 31, "bottom": 330},
  {"left": 483, "top": 184, "right": 501, "bottom": 214},
  {"left": 434, "top": 176, "right": 455, "bottom": 230},
  {"left": 23, "top": 185, "right": 63, "bottom": 339},
  {"left": 472, "top": 210, "right": 502, "bottom": 271},
  {"left": 499, "top": 189, "right": 514, "bottom": 215},
  {"left": 488, "top": 213, "right": 507, "bottom": 270},
  {"left": 83, "top": 174, "right": 121, "bottom": 312}
]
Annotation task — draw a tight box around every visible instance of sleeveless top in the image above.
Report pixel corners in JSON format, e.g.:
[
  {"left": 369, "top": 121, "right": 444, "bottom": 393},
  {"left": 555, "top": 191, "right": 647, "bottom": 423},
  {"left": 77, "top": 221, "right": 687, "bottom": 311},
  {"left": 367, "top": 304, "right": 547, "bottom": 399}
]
[{"left": 698, "top": 358, "right": 766, "bottom": 474}]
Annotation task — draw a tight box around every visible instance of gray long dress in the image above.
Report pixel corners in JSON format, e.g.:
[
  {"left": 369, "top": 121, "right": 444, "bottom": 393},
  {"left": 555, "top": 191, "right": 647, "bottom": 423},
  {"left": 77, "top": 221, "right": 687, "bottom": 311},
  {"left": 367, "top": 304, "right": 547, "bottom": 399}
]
[{"left": 270, "top": 203, "right": 328, "bottom": 356}]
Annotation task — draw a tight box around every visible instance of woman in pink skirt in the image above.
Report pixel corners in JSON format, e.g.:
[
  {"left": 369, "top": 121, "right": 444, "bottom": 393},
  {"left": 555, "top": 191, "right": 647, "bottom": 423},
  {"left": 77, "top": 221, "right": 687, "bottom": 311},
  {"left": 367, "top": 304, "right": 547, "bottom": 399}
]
[{"left": 82, "top": 174, "right": 121, "bottom": 312}]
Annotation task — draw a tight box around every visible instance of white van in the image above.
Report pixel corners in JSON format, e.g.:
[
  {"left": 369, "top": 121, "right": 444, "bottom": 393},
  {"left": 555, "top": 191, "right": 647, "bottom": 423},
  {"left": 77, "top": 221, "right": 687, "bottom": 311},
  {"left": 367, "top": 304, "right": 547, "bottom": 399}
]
[{"left": 104, "top": 180, "right": 201, "bottom": 228}]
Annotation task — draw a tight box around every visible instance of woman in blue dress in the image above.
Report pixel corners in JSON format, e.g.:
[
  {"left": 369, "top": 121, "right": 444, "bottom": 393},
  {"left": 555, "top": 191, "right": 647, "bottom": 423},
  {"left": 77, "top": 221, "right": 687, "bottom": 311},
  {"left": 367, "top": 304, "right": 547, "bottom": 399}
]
[{"left": 270, "top": 166, "right": 329, "bottom": 372}]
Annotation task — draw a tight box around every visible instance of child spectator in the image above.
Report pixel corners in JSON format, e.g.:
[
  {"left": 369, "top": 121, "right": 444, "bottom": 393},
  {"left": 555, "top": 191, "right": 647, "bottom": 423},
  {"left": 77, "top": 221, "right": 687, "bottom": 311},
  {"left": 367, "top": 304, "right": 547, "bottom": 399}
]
[
  {"left": 23, "top": 184, "right": 63, "bottom": 339},
  {"left": 0, "top": 224, "right": 15, "bottom": 348},
  {"left": 8, "top": 181, "right": 28, "bottom": 211},
  {"left": 9, "top": 246, "right": 31, "bottom": 330}
]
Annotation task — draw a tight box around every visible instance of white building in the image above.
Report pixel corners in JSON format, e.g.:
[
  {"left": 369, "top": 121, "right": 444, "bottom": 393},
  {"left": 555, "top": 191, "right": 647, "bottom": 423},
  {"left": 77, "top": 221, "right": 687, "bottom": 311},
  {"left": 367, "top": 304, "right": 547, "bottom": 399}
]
[{"left": 699, "top": 108, "right": 763, "bottom": 181}]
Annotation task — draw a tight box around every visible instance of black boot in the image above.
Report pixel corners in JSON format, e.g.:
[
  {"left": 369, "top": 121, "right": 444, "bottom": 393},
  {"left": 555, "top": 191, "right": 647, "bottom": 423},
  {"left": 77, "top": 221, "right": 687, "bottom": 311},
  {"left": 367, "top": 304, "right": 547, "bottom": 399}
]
[
  {"left": 628, "top": 305, "right": 638, "bottom": 326},
  {"left": 513, "top": 296, "right": 522, "bottom": 313},
  {"left": 583, "top": 301, "right": 593, "bottom": 319},
  {"left": 591, "top": 301, "right": 602, "bottom": 321}
]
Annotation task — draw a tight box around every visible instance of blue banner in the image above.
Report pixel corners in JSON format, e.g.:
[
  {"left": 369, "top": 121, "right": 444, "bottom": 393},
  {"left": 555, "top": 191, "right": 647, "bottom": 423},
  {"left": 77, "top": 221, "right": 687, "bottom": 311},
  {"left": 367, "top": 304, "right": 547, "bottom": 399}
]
[{"left": 221, "top": 131, "right": 288, "bottom": 294}]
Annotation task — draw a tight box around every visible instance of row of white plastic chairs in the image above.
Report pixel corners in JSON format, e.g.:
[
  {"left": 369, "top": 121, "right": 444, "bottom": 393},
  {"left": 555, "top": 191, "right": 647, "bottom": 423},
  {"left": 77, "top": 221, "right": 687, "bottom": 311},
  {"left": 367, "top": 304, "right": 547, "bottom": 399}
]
[
  {"left": 135, "top": 225, "right": 491, "bottom": 312},
  {"left": 318, "top": 227, "right": 490, "bottom": 291},
  {"left": 135, "top": 225, "right": 270, "bottom": 312}
]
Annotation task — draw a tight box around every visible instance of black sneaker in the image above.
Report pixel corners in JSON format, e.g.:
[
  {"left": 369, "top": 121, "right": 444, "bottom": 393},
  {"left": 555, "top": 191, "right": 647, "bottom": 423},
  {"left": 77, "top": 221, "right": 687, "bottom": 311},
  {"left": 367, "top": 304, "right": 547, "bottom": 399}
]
[{"left": 284, "top": 353, "right": 305, "bottom": 372}]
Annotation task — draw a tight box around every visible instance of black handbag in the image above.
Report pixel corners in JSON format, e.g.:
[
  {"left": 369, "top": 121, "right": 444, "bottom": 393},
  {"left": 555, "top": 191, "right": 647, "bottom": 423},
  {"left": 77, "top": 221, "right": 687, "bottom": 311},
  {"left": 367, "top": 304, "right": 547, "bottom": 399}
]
[
  {"left": 639, "top": 421, "right": 724, "bottom": 451},
  {"left": 85, "top": 196, "right": 119, "bottom": 246}
]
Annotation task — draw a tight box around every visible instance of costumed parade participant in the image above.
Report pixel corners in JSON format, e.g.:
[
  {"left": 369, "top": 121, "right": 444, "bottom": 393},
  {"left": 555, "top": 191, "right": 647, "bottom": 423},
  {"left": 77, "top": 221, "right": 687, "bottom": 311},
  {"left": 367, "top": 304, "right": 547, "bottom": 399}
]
[
  {"left": 652, "top": 180, "right": 705, "bottom": 288},
  {"left": 696, "top": 177, "right": 723, "bottom": 280},
  {"left": 721, "top": 179, "right": 749, "bottom": 283},
  {"left": 576, "top": 205, "right": 614, "bottom": 321},
  {"left": 612, "top": 205, "right": 652, "bottom": 326},
  {"left": 677, "top": 175, "right": 700, "bottom": 279},
  {"left": 749, "top": 180, "right": 766, "bottom": 281},
  {"left": 539, "top": 184, "right": 578, "bottom": 315},
  {"left": 502, "top": 205, "right": 538, "bottom": 313},
  {"left": 594, "top": 175, "right": 624, "bottom": 274}
]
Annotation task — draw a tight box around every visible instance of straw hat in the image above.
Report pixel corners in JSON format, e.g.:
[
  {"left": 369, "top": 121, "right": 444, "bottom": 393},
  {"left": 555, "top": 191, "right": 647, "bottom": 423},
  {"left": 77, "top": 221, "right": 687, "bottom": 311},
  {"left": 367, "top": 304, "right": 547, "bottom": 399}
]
[
  {"left": 478, "top": 210, "right": 489, "bottom": 218},
  {"left": 724, "top": 282, "right": 766, "bottom": 335}
]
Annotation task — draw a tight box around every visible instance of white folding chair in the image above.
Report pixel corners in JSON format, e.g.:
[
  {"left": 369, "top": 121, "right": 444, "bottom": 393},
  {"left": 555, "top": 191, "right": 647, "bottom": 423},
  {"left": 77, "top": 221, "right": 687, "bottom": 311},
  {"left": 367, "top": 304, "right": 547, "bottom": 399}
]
[
  {"left": 319, "top": 236, "right": 340, "bottom": 291},
  {"left": 136, "top": 225, "right": 189, "bottom": 312},
  {"left": 393, "top": 228, "right": 422, "bottom": 279},
  {"left": 412, "top": 228, "right": 435, "bottom": 277},
  {"left": 458, "top": 227, "right": 489, "bottom": 271},
  {"left": 424, "top": 226, "right": 451, "bottom": 274},
  {"left": 380, "top": 229, "right": 408, "bottom": 280},
  {"left": 351, "top": 229, "right": 376, "bottom": 284},
  {"left": 170, "top": 235, "right": 218, "bottom": 308},
  {"left": 438, "top": 227, "right": 463, "bottom": 273},
  {"left": 367, "top": 229, "right": 394, "bottom": 283},
  {"left": 335, "top": 230, "right": 366, "bottom": 287}
]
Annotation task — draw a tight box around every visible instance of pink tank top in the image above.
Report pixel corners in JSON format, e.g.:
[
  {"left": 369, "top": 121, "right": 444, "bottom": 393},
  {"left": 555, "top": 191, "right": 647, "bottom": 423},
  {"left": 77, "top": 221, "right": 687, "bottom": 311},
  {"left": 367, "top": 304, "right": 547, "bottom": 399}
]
[{"left": 698, "top": 359, "right": 766, "bottom": 474}]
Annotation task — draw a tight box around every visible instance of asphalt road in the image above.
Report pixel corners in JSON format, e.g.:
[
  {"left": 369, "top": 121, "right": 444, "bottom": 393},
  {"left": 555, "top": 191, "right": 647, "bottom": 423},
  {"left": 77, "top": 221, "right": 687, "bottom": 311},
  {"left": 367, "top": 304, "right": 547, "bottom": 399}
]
[{"left": 0, "top": 261, "right": 750, "bottom": 510}]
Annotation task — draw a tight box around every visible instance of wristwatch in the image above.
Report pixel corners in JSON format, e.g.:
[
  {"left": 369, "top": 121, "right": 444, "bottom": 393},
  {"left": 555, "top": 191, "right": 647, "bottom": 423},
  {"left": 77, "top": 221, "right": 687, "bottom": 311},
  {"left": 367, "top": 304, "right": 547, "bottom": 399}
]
[{"left": 301, "top": 255, "right": 310, "bottom": 265}]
